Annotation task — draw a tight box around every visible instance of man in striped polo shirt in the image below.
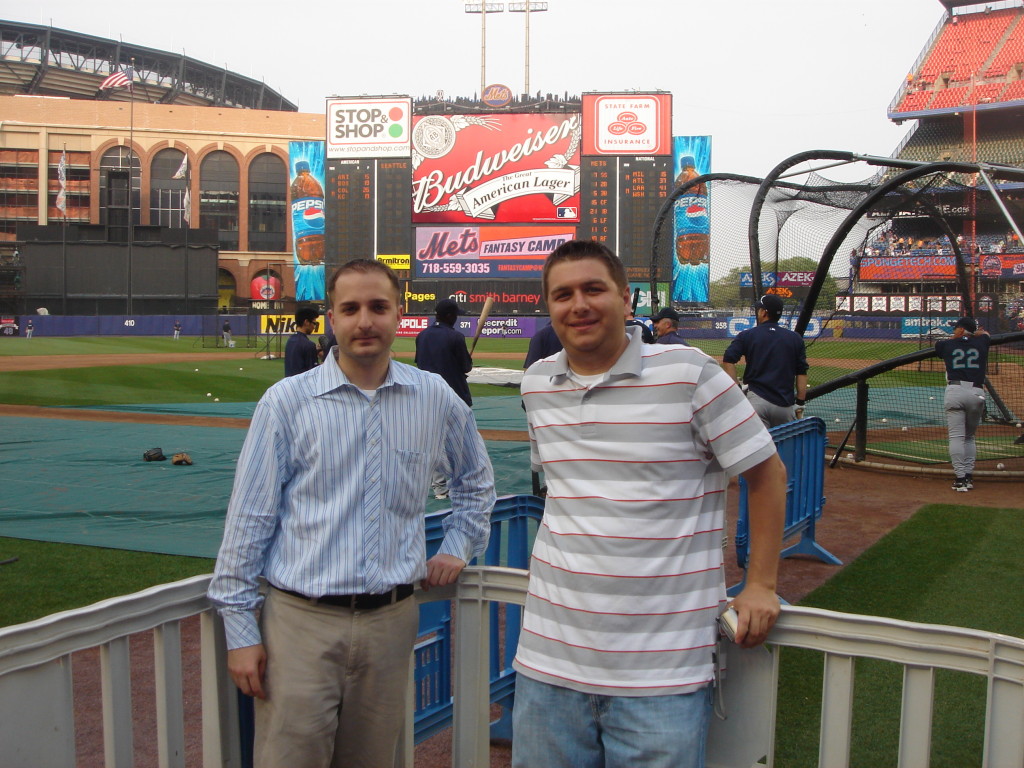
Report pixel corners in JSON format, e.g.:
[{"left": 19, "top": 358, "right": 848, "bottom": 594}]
[{"left": 513, "top": 240, "right": 786, "bottom": 768}]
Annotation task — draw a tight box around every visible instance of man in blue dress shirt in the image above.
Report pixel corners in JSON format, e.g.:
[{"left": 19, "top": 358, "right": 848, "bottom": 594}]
[{"left": 208, "top": 259, "right": 495, "bottom": 767}]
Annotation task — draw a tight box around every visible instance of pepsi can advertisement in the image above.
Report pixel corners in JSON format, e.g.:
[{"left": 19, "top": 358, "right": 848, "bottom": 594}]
[
  {"left": 672, "top": 136, "right": 712, "bottom": 303},
  {"left": 289, "top": 140, "right": 326, "bottom": 301}
]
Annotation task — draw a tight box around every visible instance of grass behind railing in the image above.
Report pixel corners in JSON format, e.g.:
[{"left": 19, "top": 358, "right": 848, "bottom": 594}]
[{"left": 774, "top": 504, "right": 1024, "bottom": 767}]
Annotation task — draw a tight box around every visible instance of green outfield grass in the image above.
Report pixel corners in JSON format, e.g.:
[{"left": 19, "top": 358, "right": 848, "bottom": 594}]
[{"left": 775, "top": 504, "right": 1024, "bottom": 768}]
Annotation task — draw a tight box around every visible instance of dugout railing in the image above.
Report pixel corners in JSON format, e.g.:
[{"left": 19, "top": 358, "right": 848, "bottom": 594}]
[{"left": 2, "top": 565, "right": 1023, "bottom": 767}]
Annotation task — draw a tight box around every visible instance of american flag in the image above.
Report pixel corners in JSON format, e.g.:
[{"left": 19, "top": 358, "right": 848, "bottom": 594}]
[{"left": 100, "top": 66, "right": 133, "bottom": 91}]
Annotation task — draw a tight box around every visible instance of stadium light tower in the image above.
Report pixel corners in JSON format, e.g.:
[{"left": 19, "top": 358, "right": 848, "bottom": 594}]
[
  {"left": 509, "top": 1, "right": 548, "bottom": 96},
  {"left": 464, "top": 2, "right": 505, "bottom": 97}
]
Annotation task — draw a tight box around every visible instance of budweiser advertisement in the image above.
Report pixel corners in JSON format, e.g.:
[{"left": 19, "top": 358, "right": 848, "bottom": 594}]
[
  {"left": 411, "top": 113, "right": 582, "bottom": 224},
  {"left": 414, "top": 225, "right": 575, "bottom": 279},
  {"left": 582, "top": 93, "right": 672, "bottom": 156},
  {"left": 327, "top": 97, "right": 412, "bottom": 159}
]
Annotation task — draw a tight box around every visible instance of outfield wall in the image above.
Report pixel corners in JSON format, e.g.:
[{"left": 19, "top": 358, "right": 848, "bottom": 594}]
[{"left": 3, "top": 314, "right": 974, "bottom": 341}]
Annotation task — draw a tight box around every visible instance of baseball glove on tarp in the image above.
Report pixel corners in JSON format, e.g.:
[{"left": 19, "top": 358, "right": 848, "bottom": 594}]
[
  {"left": 143, "top": 447, "right": 166, "bottom": 462},
  {"left": 172, "top": 452, "right": 193, "bottom": 465}
]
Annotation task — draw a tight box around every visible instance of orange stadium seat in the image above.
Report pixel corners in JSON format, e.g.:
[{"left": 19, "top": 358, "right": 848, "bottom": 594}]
[
  {"left": 930, "top": 85, "right": 971, "bottom": 110},
  {"left": 1002, "top": 79, "right": 1024, "bottom": 102},
  {"left": 897, "top": 89, "right": 935, "bottom": 113},
  {"left": 984, "top": 14, "right": 1024, "bottom": 78},
  {"left": 967, "top": 82, "right": 1006, "bottom": 104},
  {"left": 919, "top": 9, "right": 1016, "bottom": 83}
]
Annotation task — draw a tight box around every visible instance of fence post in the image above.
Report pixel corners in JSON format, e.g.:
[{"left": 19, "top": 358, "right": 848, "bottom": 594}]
[{"left": 855, "top": 379, "right": 869, "bottom": 462}]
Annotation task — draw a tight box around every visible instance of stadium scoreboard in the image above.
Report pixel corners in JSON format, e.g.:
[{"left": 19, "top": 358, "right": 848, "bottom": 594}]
[{"left": 326, "top": 156, "right": 670, "bottom": 276}]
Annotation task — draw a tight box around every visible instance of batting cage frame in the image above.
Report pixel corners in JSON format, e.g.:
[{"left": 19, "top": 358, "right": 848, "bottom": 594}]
[{"left": 649, "top": 151, "right": 1024, "bottom": 473}]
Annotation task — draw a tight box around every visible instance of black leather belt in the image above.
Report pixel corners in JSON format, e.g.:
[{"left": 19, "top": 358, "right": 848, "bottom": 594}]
[
  {"left": 273, "top": 583, "right": 414, "bottom": 610},
  {"left": 947, "top": 380, "right": 982, "bottom": 388}
]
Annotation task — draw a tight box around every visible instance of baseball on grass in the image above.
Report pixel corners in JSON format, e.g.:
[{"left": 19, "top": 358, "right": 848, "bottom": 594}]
[
  {"left": 206, "top": 392, "right": 212, "bottom": 397},
  {"left": 997, "top": 463, "right": 1006, "bottom": 470},
  {"left": 214, "top": 397, "right": 220, "bottom": 402},
  {"left": 194, "top": 368, "right": 199, "bottom": 372},
  {"left": 239, "top": 367, "right": 244, "bottom": 371}
]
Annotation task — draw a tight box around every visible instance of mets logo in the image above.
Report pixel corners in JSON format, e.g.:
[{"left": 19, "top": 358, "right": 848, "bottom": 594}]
[{"left": 482, "top": 84, "right": 513, "bottom": 107}]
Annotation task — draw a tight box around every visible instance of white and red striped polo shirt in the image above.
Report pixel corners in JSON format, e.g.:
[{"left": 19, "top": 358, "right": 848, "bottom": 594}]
[{"left": 514, "top": 330, "right": 776, "bottom": 696}]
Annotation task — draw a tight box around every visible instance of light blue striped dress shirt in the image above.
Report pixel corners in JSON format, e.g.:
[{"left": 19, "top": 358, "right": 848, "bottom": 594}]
[{"left": 208, "top": 354, "right": 495, "bottom": 650}]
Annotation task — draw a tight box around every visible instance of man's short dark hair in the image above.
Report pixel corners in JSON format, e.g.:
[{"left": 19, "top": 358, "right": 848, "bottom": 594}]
[
  {"left": 327, "top": 259, "right": 401, "bottom": 304},
  {"left": 295, "top": 306, "right": 319, "bottom": 326},
  {"left": 542, "top": 239, "right": 628, "bottom": 298}
]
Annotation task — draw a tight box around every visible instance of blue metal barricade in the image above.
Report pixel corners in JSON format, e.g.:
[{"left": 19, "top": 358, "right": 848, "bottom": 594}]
[
  {"left": 730, "top": 417, "right": 841, "bottom": 597},
  {"left": 420, "top": 493, "right": 543, "bottom": 742}
]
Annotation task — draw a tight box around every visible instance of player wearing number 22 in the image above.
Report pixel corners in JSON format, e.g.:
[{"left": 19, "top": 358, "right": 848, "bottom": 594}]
[
  {"left": 513, "top": 240, "right": 786, "bottom": 768},
  {"left": 936, "top": 317, "right": 990, "bottom": 492}
]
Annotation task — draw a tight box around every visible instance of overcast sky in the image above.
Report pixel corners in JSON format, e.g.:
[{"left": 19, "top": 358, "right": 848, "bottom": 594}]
[{"left": 12, "top": 0, "right": 945, "bottom": 178}]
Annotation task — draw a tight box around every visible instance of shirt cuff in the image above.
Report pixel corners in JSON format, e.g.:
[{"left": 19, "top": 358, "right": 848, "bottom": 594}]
[
  {"left": 220, "top": 609, "right": 262, "bottom": 650},
  {"left": 438, "top": 527, "right": 477, "bottom": 564}
]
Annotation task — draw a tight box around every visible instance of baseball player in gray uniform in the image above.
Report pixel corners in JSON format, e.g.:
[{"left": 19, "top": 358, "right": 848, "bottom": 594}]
[{"left": 935, "top": 317, "right": 990, "bottom": 491}]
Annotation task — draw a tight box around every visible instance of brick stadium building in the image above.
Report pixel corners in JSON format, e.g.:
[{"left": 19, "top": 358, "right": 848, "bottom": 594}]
[{"left": 0, "top": 20, "right": 321, "bottom": 316}]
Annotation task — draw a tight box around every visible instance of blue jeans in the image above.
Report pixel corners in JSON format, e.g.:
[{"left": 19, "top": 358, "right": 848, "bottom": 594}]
[{"left": 511, "top": 674, "right": 712, "bottom": 768}]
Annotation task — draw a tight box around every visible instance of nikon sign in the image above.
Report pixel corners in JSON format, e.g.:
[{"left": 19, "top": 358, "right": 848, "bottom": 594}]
[{"left": 260, "top": 315, "right": 325, "bottom": 335}]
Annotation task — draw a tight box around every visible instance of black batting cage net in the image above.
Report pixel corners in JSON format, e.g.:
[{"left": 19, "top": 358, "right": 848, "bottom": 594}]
[{"left": 650, "top": 151, "right": 1024, "bottom": 469}]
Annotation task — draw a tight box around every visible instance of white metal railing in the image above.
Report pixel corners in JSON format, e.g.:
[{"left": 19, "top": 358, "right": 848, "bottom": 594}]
[{"left": 1, "top": 567, "right": 1022, "bottom": 768}]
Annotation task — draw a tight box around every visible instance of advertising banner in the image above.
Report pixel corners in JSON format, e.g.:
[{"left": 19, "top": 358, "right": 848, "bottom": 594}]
[
  {"left": 582, "top": 93, "right": 673, "bottom": 156},
  {"left": 672, "top": 136, "right": 712, "bottom": 303},
  {"left": 726, "top": 316, "right": 821, "bottom": 338},
  {"left": 326, "top": 97, "right": 412, "bottom": 158},
  {"left": 979, "top": 252, "right": 1024, "bottom": 278},
  {"left": 628, "top": 282, "right": 670, "bottom": 313},
  {"left": 411, "top": 113, "right": 582, "bottom": 224},
  {"left": 836, "top": 294, "right": 963, "bottom": 314},
  {"left": 414, "top": 225, "right": 574, "bottom": 279},
  {"left": 397, "top": 315, "right": 543, "bottom": 339},
  {"left": 900, "top": 317, "right": 955, "bottom": 338},
  {"left": 403, "top": 280, "right": 544, "bottom": 315},
  {"left": 859, "top": 254, "right": 956, "bottom": 280},
  {"left": 260, "top": 314, "right": 326, "bottom": 335},
  {"left": 289, "top": 141, "right": 326, "bottom": 302}
]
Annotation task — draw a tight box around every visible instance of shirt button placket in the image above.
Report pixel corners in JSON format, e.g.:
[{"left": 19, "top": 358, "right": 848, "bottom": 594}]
[{"left": 363, "top": 396, "right": 384, "bottom": 593}]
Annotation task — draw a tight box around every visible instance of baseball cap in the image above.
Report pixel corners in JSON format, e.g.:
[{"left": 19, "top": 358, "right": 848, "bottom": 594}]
[
  {"left": 435, "top": 298, "right": 462, "bottom": 316},
  {"left": 757, "top": 294, "right": 784, "bottom": 315},
  {"left": 650, "top": 308, "right": 680, "bottom": 323},
  {"left": 954, "top": 317, "right": 977, "bottom": 333}
]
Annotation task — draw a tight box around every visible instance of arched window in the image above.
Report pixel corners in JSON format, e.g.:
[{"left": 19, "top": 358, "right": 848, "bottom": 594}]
[
  {"left": 150, "top": 148, "right": 188, "bottom": 228},
  {"left": 99, "top": 146, "right": 140, "bottom": 243},
  {"left": 200, "top": 151, "right": 239, "bottom": 251},
  {"left": 248, "top": 154, "right": 287, "bottom": 252}
]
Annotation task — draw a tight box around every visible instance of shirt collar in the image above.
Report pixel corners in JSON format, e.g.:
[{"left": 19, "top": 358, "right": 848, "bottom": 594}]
[
  {"left": 310, "top": 347, "right": 412, "bottom": 397},
  {"left": 546, "top": 327, "right": 643, "bottom": 384}
]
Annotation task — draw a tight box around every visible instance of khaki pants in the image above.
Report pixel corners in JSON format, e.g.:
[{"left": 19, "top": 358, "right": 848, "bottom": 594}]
[{"left": 255, "top": 588, "right": 419, "bottom": 768}]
